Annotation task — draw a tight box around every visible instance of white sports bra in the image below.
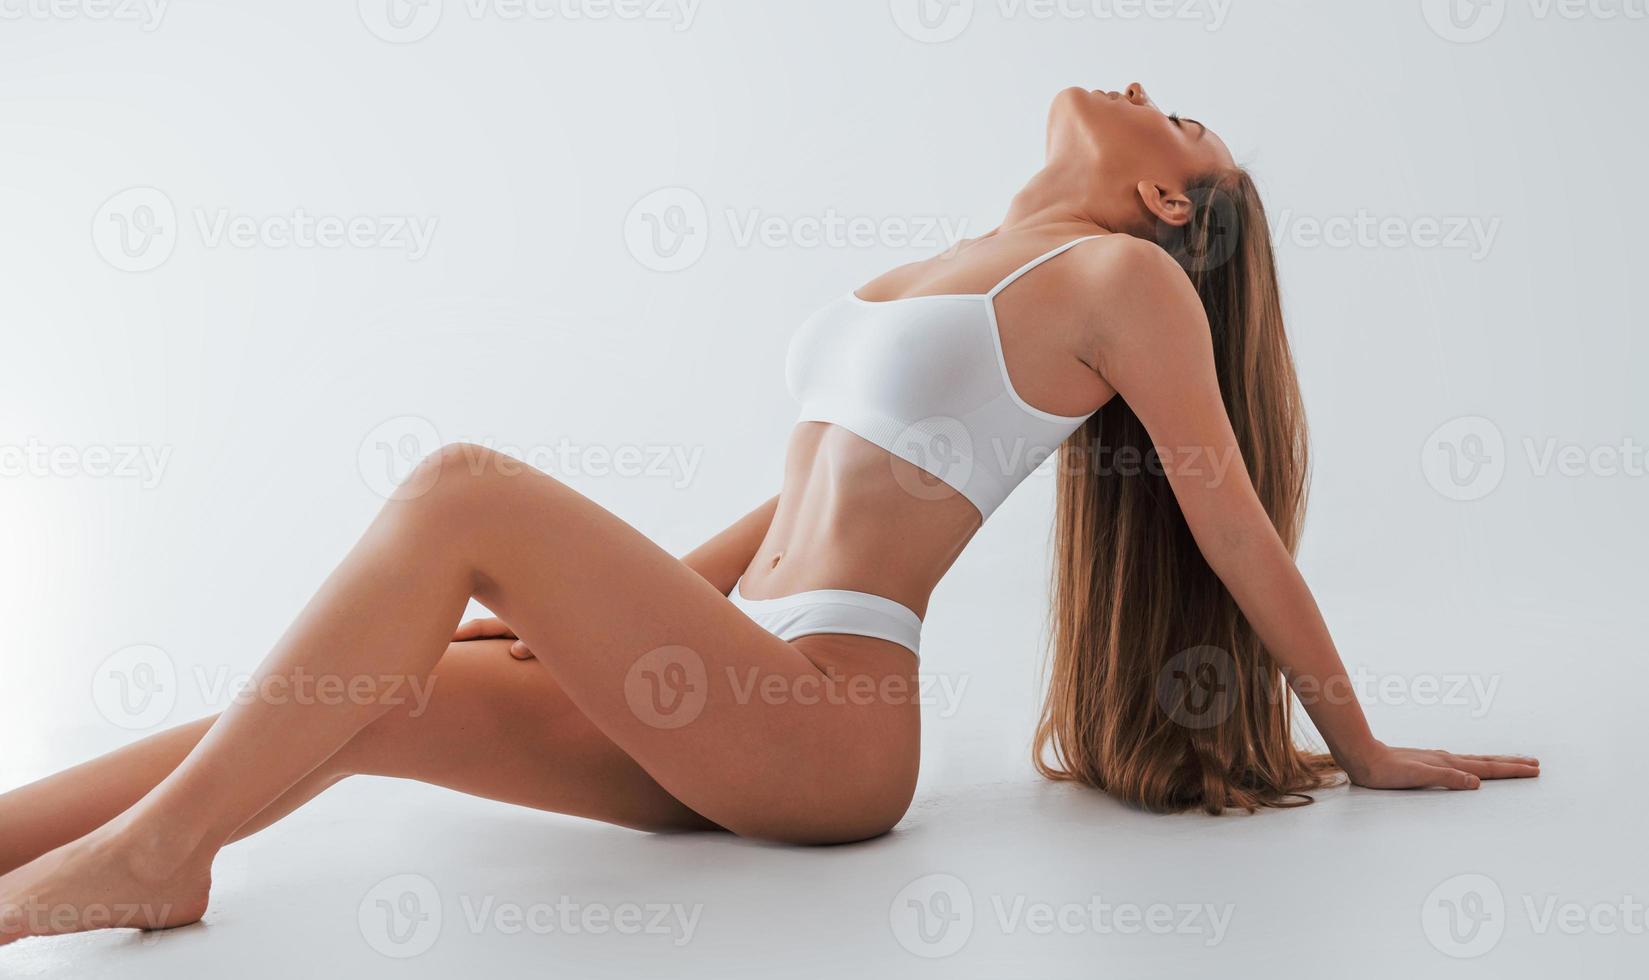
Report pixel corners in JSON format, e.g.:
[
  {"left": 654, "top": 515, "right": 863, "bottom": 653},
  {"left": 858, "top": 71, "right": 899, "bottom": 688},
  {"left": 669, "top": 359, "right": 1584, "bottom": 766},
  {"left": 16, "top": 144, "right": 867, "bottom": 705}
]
[{"left": 785, "top": 236, "right": 1105, "bottom": 519}]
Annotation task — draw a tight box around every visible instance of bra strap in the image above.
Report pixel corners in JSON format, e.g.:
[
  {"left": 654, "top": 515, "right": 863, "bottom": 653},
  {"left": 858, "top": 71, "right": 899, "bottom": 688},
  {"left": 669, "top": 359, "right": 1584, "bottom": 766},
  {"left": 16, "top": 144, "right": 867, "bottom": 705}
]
[{"left": 985, "top": 234, "right": 1108, "bottom": 299}]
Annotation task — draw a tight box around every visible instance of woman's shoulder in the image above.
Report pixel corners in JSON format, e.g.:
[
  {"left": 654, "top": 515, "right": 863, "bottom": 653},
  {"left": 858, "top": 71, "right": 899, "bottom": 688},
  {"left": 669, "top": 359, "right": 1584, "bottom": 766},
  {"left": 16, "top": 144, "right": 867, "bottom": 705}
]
[
  {"left": 1061, "top": 235, "right": 1209, "bottom": 365},
  {"left": 1071, "top": 233, "right": 1186, "bottom": 287}
]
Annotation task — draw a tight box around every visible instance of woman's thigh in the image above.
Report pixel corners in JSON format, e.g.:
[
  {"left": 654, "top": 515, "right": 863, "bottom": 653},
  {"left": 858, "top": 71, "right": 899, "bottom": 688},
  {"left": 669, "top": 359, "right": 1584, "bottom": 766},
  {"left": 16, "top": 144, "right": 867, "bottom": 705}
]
[
  {"left": 413, "top": 444, "right": 922, "bottom": 843},
  {"left": 333, "top": 639, "right": 720, "bottom": 834}
]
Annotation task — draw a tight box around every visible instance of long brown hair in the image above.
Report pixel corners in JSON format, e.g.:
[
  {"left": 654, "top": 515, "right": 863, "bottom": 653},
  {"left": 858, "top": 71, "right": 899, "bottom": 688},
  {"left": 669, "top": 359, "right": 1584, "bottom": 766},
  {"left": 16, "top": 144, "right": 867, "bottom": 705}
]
[{"left": 1033, "top": 169, "right": 1340, "bottom": 813}]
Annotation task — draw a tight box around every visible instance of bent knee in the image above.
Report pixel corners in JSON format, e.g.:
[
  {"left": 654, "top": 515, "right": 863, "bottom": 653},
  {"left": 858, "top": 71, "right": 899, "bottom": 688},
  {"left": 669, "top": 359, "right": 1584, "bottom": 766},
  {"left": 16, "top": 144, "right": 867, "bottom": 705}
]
[{"left": 396, "top": 442, "right": 552, "bottom": 505}]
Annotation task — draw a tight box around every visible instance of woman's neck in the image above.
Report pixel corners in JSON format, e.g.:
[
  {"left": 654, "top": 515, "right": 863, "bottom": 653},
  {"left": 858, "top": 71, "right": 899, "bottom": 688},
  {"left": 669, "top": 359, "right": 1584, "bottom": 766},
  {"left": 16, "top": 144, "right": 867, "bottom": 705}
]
[{"left": 997, "top": 158, "right": 1127, "bottom": 238}]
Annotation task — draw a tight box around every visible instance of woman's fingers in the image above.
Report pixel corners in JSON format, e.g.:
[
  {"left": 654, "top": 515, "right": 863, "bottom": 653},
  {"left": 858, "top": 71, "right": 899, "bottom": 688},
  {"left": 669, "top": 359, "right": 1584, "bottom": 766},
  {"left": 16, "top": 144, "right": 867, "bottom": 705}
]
[
  {"left": 1455, "top": 753, "right": 1540, "bottom": 766},
  {"left": 454, "top": 619, "right": 532, "bottom": 655},
  {"left": 453, "top": 617, "right": 514, "bottom": 641},
  {"left": 452, "top": 618, "right": 490, "bottom": 640},
  {"left": 1446, "top": 756, "right": 1541, "bottom": 779},
  {"left": 1354, "top": 746, "right": 1540, "bottom": 791},
  {"left": 1412, "top": 763, "right": 1481, "bottom": 790}
]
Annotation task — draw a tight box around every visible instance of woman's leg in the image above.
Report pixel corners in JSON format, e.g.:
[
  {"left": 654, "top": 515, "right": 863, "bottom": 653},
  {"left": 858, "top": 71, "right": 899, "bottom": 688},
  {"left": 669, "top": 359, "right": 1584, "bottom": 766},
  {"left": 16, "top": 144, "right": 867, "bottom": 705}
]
[
  {"left": 0, "top": 639, "right": 716, "bottom": 876},
  {"left": 0, "top": 444, "right": 918, "bottom": 943},
  {"left": 0, "top": 718, "right": 216, "bottom": 878},
  {"left": 238, "top": 638, "right": 720, "bottom": 835}
]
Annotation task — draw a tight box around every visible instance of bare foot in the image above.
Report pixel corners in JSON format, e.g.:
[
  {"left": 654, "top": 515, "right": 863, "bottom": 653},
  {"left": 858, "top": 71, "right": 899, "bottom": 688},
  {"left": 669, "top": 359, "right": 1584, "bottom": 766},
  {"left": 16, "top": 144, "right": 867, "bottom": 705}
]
[{"left": 0, "top": 828, "right": 211, "bottom": 946}]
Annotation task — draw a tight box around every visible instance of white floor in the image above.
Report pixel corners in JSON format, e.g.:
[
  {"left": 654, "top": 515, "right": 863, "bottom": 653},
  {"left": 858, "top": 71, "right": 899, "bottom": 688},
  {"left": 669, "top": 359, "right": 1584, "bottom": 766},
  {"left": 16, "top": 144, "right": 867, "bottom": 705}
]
[
  {"left": 3, "top": 2, "right": 1642, "bottom": 972},
  {"left": 0, "top": 722, "right": 1637, "bottom": 977},
  {"left": 3, "top": 574, "right": 1641, "bottom": 978}
]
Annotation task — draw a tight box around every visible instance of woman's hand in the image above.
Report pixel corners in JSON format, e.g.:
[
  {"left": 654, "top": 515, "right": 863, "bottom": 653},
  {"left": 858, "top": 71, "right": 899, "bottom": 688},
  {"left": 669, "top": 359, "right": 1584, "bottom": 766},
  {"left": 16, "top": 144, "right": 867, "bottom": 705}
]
[
  {"left": 1341, "top": 741, "right": 1540, "bottom": 791},
  {"left": 452, "top": 617, "right": 537, "bottom": 660}
]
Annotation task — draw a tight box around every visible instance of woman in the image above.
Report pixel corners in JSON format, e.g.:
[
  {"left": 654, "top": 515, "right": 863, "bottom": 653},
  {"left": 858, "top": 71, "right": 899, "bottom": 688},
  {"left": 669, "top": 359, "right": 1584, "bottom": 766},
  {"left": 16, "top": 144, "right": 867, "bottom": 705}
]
[{"left": 0, "top": 82, "right": 1538, "bottom": 944}]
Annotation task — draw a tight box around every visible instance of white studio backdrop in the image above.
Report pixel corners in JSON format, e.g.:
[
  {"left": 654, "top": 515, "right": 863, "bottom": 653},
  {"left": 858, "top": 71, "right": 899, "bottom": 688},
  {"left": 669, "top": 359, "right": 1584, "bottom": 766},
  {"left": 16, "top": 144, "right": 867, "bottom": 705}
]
[{"left": 1, "top": 1, "right": 1643, "bottom": 804}]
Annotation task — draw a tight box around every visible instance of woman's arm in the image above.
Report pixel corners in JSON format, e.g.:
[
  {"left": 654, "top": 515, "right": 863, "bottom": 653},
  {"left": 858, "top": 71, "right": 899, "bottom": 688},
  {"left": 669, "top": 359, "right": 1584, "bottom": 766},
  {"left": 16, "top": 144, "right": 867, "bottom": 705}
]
[
  {"left": 1088, "top": 242, "right": 1538, "bottom": 789},
  {"left": 681, "top": 494, "right": 780, "bottom": 596}
]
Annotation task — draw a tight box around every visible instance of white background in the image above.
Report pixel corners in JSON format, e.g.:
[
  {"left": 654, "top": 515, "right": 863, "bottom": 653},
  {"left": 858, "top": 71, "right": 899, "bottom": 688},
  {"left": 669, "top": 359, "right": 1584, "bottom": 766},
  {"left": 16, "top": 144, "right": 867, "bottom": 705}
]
[{"left": 1, "top": 1, "right": 1644, "bottom": 976}]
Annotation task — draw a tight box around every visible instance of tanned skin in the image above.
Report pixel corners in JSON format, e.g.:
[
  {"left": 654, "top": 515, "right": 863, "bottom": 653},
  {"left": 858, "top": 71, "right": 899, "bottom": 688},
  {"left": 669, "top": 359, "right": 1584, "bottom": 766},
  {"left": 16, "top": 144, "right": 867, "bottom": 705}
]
[{"left": 0, "top": 83, "right": 1536, "bottom": 945}]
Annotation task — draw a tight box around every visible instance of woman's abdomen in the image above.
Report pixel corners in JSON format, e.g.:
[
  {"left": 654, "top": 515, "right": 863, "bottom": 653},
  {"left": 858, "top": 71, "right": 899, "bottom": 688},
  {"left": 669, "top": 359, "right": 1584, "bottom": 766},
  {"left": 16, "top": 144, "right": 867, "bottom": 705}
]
[{"left": 735, "top": 422, "right": 982, "bottom": 616}]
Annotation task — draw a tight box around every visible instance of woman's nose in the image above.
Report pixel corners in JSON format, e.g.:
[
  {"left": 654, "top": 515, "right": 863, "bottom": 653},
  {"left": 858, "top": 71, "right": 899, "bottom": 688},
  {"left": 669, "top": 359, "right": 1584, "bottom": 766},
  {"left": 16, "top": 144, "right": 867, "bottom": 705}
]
[{"left": 1124, "top": 83, "right": 1154, "bottom": 108}]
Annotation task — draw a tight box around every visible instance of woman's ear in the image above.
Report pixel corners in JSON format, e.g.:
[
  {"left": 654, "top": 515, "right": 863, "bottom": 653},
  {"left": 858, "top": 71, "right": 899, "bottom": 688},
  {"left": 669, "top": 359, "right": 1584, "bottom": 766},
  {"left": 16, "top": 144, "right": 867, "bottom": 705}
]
[{"left": 1136, "top": 180, "right": 1193, "bottom": 227}]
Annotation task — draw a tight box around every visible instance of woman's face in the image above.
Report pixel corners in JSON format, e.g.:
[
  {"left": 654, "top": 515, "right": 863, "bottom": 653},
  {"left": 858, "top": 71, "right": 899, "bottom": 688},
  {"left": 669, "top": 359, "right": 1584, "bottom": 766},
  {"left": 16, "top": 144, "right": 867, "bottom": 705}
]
[{"left": 1050, "top": 83, "right": 1234, "bottom": 187}]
